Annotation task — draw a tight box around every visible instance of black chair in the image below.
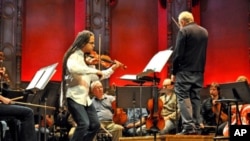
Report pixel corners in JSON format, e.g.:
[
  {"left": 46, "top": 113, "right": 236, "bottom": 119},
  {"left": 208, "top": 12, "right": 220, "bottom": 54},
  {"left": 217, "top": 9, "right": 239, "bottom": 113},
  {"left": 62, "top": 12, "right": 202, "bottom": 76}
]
[{"left": 0, "top": 117, "right": 20, "bottom": 141}]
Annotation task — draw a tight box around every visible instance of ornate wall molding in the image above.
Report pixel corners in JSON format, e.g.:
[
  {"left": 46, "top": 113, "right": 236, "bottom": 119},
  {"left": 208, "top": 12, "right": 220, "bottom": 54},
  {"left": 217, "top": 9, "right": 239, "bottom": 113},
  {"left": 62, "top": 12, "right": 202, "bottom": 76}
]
[
  {"left": 86, "top": 0, "right": 114, "bottom": 88},
  {"left": 86, "top": 0, "right": 112, "bottom": 55},
  {"left": 0, "top": 0, "right": 22, "bottom": 89}
]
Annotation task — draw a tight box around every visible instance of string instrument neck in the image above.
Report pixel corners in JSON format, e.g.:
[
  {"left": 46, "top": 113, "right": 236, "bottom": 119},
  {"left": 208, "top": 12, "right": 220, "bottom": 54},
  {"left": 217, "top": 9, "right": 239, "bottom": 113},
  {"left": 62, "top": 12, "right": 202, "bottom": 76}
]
[{"left": 212, "top": 102, "right": 228, "bottom": 123}]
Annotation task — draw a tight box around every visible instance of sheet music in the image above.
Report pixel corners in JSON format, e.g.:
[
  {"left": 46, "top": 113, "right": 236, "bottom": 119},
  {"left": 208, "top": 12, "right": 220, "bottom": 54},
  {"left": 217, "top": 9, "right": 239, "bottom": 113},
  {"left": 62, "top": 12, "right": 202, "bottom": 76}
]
[
  {"left": 120, "top": 74, "right": 137, "bottom": 80},
  {"left": 143, "top": 49, "right": 172, "bottom": 72},
  {"left": 26, "top": 68, "right": 45, "bottom": 90},
  {"left": 120, "top": 49, "right": 172, "bottom": 80},
  {"left": 26, "top": 63, "right": 58, "bottom": 90}
]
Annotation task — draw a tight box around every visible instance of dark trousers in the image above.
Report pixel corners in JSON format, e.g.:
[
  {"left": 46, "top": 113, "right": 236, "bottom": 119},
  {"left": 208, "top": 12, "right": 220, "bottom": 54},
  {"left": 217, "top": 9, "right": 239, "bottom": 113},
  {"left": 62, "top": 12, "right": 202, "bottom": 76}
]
[
  {"left": 174, "top": 71, "right": 203, "bottom": 130},
  {"left": 67, "top": 98, "right": 100, "bottom": 141},
  {"left": 0, "top": 104, "right": 37, "bottom": 141}
]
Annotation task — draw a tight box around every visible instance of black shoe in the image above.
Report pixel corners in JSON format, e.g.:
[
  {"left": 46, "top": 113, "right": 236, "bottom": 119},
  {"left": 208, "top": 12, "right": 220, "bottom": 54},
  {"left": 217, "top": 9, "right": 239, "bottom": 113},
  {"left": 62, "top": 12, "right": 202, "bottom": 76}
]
[{"left": 176, "top": 129, "right": 198, "bottom": 135}]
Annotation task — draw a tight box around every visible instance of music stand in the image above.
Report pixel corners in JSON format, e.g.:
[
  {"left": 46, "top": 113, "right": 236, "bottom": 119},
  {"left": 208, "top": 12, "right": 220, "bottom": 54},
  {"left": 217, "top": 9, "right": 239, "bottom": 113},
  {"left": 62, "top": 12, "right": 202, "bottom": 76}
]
[
  {"left": 214, "top": 81, "right": 250, "bottom": 140},
  {"left": 26, "top": 63, "right": 58, "bottom": 92},
  {"left": 25, "top": 82, "right": 60, "bottom": 115},
  {"left": 119, "top": 49, "right": 172, "bottom": 81},
  {"left": 219, "top": 81, "right": 250, "bottom": 104},
  {"left": 25, "top": 63, "right": 58, "bottom": 141},
  {"left": 116, "top": 86, "right": 154, "bottom": 109},
  {"left": 116, "top": 86, "right": 156, "bottom": 136},
  {"left": 2, "top": 89, "right": 28, "bottom": 102}
]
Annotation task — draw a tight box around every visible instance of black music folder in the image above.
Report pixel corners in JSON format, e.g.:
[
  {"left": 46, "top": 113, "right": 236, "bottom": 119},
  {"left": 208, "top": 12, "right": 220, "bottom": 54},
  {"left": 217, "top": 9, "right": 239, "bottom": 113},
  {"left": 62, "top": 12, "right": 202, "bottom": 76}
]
[
  {"left": 219, "top": 81, "right": 250, "bottom": 104},
  {"left": 115, "top": 86, "right": 156, "bottom": 108}
]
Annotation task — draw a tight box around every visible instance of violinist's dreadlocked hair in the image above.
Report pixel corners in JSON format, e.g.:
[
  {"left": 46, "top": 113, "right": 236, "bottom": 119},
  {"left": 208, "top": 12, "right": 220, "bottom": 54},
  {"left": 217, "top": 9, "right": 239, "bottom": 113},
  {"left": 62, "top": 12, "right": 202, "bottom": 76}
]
[{"left": 60, "top": 30, "right": 94, "bottom": 106}]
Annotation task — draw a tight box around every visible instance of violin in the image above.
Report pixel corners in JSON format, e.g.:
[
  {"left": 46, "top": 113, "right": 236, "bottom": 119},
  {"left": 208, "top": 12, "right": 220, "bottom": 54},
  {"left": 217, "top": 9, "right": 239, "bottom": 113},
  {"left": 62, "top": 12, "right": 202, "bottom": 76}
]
[
  {"left": 0, "top": 52, "right": 10, "bottom": 85},
  {"left": 40, "top": 115, "right": 54, "bottom": 128},
  {"left": 146, "top": 90, "right": 165, "bottom": 130},
  {"left": 85, "top": 51, "right": 127, "bottom": 69},
  {"left": 111, "top": 100, "right": 128, "bottom": 125}
]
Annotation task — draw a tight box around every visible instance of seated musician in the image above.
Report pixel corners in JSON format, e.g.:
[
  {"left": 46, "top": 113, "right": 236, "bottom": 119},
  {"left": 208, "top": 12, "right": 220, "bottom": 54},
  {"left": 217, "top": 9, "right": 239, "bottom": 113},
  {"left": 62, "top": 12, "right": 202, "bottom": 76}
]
[
  {"left": 67, "top": 114, "right": 77, "bottom": 140},
  {"left": 123, "top": 107, "right": 148, "bottom": 136},
  {"left": 91, "top": 81, "right": 124, "bottom": 141},
  {"left": 159, "top": 78, "right": 180, "bottom": 135},
  {"left": 0, "top": 95, "right": 37, "bottom": 141},
  {"left": 223, "top": 75, "right": 250, "bottom": 136},
  {"left": 200, "top": 82, "right": 228, "bottom": 135},
  {"left": 0, "top": 52, "right": 11, "bottom": 90},
  {"left": 34, "top": 114, "right": 54, "bottom": 140}
]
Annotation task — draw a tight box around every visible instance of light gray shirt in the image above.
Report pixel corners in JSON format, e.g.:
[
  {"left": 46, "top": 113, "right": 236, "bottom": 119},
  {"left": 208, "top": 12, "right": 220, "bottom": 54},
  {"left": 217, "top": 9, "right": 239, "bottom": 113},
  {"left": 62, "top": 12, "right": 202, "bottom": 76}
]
[{"left": 92, "top": 94, "right": 115, "bottom": 121}]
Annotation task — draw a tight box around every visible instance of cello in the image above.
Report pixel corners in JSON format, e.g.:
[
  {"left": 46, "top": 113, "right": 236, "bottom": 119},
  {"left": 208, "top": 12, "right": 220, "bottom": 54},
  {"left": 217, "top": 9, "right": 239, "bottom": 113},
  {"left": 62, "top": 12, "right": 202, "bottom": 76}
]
[{"left": 146, "top": 87, "right": 165, "bottom": 131}]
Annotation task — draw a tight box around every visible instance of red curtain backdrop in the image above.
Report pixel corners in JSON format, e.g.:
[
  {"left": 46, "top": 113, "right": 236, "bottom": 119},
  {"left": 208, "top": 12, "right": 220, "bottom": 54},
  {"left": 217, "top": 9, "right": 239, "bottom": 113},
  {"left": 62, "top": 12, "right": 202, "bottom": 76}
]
[
  {"left": 109, "top": 0, "right": 160, "bottom": 86},
  {"left": 22, "top": 0, "right": 84, "bottom": 82},
  {"left": 201, "top": 0, "right": 250, "bottom": 85},
  {"left": 21, "top": 0, "right": 250, "bottom": 87}
]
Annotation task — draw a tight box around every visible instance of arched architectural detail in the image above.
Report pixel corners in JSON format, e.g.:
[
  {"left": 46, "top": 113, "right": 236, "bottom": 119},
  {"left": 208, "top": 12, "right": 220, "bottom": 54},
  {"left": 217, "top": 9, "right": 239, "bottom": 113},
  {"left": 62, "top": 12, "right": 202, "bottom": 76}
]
[
  {"left": 86, "top": 0, "right": 113, "bottom": 88},
  {"left": 0, "top": 0, "right": 22, "bottom": 89},
  {"left": 86, "top": 0, "right": 112, "bottom": 55}
]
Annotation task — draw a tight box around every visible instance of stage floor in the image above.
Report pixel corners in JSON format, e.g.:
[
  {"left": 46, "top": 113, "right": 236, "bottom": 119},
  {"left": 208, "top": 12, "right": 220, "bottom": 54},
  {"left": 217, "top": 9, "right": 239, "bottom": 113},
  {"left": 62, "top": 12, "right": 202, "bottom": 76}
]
[{"left": 119, "top": 135, "right": 229, "bottom": 141}]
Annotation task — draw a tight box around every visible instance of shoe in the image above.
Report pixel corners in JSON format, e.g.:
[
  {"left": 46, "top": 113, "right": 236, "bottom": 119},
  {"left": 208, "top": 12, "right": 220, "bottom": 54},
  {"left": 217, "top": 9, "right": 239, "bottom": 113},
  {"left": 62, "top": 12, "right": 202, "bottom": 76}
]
[{"left": 176, "top": 129, "right": 198, "bottom": 135}]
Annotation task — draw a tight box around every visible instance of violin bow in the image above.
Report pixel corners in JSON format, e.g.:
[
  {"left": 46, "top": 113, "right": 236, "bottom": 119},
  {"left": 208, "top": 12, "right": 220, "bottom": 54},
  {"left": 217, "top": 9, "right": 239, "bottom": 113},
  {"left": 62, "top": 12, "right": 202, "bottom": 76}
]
[
  {"left": 98, "top": 34, "right": 102, "bottom": 70},
  {"left": 171, "top": 17, "right": 180, "bottom": 29}
]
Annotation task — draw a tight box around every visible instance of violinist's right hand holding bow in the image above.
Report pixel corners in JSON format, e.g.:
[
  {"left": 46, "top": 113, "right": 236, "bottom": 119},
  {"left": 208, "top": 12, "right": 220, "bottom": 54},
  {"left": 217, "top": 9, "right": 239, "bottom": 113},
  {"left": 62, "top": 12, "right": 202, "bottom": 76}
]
[{"left": 95, "top": 60, "right": 122, "bottom": 79}]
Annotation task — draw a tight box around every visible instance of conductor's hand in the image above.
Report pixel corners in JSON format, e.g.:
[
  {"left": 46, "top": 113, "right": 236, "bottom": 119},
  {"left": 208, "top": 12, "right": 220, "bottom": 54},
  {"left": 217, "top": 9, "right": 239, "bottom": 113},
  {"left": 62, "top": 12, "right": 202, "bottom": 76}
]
[
  {"left": 171, "top": 74, "right": 176, "bottom": 82},
  {"left": 200, "top": 123, "right": 205, "bottom": 129}
]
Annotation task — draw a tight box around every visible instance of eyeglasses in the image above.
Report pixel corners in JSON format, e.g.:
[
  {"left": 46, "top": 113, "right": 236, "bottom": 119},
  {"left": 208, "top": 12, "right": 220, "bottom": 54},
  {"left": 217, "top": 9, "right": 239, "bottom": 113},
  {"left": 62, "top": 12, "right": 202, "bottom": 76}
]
[
  {"left": 95, "top": 86, "right": 103, "bottom": 89},
  {"left": 88, "top": 42, "right": 95, "bottom": 45},
  {"left": 163, "top": 84, "right": 172, "bottom": 88}
]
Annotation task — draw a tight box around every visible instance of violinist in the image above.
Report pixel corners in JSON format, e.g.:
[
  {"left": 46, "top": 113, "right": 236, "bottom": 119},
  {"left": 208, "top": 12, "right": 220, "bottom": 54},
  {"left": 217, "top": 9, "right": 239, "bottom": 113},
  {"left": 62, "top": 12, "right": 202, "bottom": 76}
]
[
  {"left": 159, "top": 78, "right": 180, "bottom": 135},
  {"left": 200, "top": 82, "right": 228, "bottom": 135},
  {"left": 61, "top": 30, "right": 122, "bottom": 141},
  {"left": 91, "top": 81, "right": 124, "bottom": 141},
  {"left": 0, "top": 51, "right": 11, "bottom": 90},
  {"left": 34, "top": 114, "right": 54, "bottom": 141}
]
